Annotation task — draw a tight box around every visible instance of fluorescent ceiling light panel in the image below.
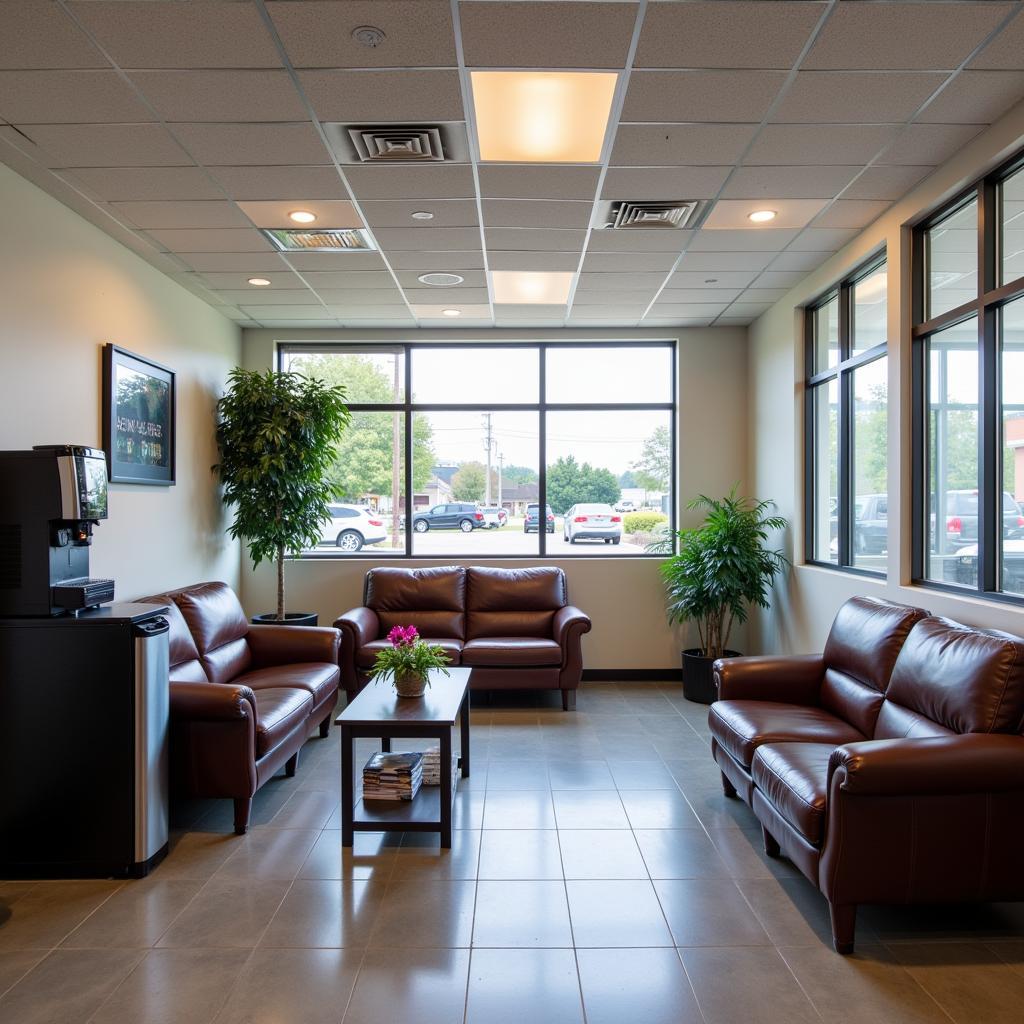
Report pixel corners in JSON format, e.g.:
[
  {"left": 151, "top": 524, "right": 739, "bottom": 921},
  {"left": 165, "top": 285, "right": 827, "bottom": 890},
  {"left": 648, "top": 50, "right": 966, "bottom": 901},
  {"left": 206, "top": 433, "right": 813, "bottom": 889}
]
[
  {"left": 490, "top": 271, "right": 574, "bottom": 304},
  {"left": 471, "top": 71, "right": 618, "bottom": 163}
]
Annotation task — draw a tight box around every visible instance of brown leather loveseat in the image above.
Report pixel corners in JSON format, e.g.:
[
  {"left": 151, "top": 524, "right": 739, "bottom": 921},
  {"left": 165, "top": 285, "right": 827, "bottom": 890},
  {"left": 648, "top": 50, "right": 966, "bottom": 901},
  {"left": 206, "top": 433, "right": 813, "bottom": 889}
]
[
  {"left": 334, "top": 565, "right": 591, "bottom": 709},
  {"left": 709, "top": 595, "right": 1024, "bottom": 953},
  {"left": 142, "top": 582, "right": 341, "bottom": 834}
]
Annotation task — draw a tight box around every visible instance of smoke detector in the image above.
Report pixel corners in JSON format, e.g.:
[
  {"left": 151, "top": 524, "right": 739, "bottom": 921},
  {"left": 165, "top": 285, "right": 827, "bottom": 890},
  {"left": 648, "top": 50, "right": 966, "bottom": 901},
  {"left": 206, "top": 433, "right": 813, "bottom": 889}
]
[
  {"left": 597, "top": 200, "right": 702, "bottom": 229},
  {"left": 418, "top": 273, "right": 464, "bottom": 287},
  {"left": 351, "top": 25, "right": 386, "bottom": 48}
]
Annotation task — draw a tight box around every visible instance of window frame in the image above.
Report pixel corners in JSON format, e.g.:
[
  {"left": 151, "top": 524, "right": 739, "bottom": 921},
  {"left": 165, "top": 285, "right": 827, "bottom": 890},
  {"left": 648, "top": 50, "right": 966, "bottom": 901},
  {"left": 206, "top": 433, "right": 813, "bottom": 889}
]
[
  {"left": 911, "top": 147, "right": 1024, "bottom": 602},
  {"left": 277, "top": 339, "right": 678, "bottom": 560},
  {"left": 804, "top": 252, "right": 889, "bottom": 576}
]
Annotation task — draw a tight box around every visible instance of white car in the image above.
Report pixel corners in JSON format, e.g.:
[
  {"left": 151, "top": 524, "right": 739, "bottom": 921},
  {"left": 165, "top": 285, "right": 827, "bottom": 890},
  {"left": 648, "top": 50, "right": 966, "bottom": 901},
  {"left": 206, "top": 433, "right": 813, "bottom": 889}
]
[
  {"left": 320, "top": 503, "right": 387, "bottom": 552},
  {"left": 480, "top": 506, "right": 508, "bottom": 528},
  {"left": 563, "top": 503, "right": 623, "bottom": 544},
  {"left": 614, "top": 500, "right": 636, "bottom": 513}
]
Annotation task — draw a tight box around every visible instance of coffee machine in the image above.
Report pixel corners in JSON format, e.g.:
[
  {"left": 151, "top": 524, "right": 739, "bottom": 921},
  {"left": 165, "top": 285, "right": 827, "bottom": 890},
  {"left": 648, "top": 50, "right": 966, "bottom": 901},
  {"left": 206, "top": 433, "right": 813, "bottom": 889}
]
[{"left": 0, "top": 444, "right": 115, "bottom": 615}]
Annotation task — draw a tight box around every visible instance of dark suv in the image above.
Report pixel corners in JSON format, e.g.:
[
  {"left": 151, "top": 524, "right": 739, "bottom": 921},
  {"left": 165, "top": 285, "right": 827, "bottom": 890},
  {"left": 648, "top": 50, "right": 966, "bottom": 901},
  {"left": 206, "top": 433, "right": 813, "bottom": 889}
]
[
  {"left": 524, "top": 503, "right": 555, "bottom": 534},
  {"left": 411, "top": 502, "right": 485, "bottom": 533}
]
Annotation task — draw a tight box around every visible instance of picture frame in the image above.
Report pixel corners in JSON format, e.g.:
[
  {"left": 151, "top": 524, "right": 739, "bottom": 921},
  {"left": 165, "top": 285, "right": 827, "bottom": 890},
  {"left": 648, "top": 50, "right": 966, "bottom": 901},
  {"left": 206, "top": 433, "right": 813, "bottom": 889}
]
[{"left": 102, "top": 343, "right": 176, "bottom": 486}]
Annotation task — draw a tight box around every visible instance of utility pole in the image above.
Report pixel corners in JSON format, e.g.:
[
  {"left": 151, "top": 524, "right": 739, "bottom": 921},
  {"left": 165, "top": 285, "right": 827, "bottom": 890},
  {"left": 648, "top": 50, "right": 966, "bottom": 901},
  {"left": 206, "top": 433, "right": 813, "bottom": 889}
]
[
  {"left": 483, "top": 413, "right": 493, "bottom": 505},
  {"left": 497, "top": 452, "right": 504, "bottom": 507}
]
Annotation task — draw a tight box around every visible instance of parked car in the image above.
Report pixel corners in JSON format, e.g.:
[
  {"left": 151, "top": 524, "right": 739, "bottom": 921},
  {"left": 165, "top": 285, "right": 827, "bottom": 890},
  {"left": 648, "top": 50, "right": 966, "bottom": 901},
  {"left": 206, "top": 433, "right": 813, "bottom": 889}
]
[
  {"left": 320, "top": 503, "right": 387, "bottom": 552},
  {"left": 411, "top": 502, "right": 485, "bottom": 533},
  {"left": 564, "top": 503, "right": 623, "bottom": 544},
  {"left": 949, "top": 538, "right": 1024, "bottom": 589},
  {"left": 852, "top": 493, "right": 888, "bottom": 555},
  {"left": 614, "top": 499, "right": 636, "bottom": 513},
  {"left": 480, "top": 506, "right": 508, "bottom": 528},
  {"left": 524, "top": 503, "right": 555, "bottom": 534},
  {"left": 934, "top": 489, "right": 1023, "bottom": 552}
]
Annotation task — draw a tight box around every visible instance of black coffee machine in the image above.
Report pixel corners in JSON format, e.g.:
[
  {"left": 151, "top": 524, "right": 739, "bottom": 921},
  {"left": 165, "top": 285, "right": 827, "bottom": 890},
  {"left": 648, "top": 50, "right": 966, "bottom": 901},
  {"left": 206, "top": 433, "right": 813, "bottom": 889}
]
[{"left": 0, "top": 445, "right": 115, "bottom": 616}]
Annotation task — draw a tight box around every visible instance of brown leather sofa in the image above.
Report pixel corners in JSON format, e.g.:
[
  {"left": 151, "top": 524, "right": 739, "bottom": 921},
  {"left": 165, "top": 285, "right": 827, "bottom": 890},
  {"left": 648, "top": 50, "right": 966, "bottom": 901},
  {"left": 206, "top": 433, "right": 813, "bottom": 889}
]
[
  {"left": 709, "top": 596, "right": 1024, "bottom": 953},
  {"left": 142, "top": 582, "right": 341, "bottom": 834},
  {"left": 334, "top": 565, "right": 591, "bottom": 709}
]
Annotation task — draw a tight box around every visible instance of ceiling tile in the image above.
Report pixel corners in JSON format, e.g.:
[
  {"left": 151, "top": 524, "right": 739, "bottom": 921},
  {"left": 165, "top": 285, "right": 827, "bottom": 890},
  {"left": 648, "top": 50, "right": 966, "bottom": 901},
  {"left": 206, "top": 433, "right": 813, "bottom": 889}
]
[
  {"left": 702, "top": 199, "right": 827, "bottom": 230},
  {"left": 667, "top": 270, "right": 759, "bottom": 290},
  {"left": 917, "top": 70, "right": 1024, "bottom": 124},
  {"left": 803, "top": 2, "right": 1012, "bottom": 71},
  {"left": 258, "top": 319, "right": 340, "bottom": 327},
  {"left": 482, "top": 200, "right": 591, "bottom": 230},
  {"left": 402, "top": 287, "right": 489, "bottom": 305},
  {"left": 676, "top": 251, "right": 775, "bottom": 272},
  {"left": 67, "top": 0, "right": 283, "bottom": 69},
  {"left": 1, "top": 2, "right": 106, "bottom": 69},
  {"left": 972, "top": 13, "right": 1024, "bottom": 70},
  {"left": 721, "top": 165, "right": 862, "bottom": 200},
  {"left": 574, "top": 290, "right": 659, "bottom": 306},
  {"left": 493, "top": 304, "right": 566, "bottom": 319},
  {"left": 169, "top": 122, "right": 328, "bottom": 166},
  {"left": 396, "top": 270, "right": 486, "bottom": 290},
  {"left": 610, "top": 124, "right": 758, "bottom": 166},
  {"left": 581, "top": 251, "right": 680, "bottom": 272},
  {"left": 18, "top": 122, "right": 189, "bottom": 167},
  {"left": 240, "top": 305, "right": 330, "bottom": 319},
  {"left": 791, "top": 226, "right": 859, "bottom": 250},
  {"left": 767, "top": 251, "right": 834, "bottom": 273},
  {"left": 235, "top": 199, "right": 362, "bottom": 229},
  {"left": 267, "top": 1, "right": 457, "bottom": 68},
  {"left": 216, "top": 289, "right": 319, "bottom": 306},
  {"left": 201, "top": 272, "right": 306, "bottom": 290},
  {"left": 488, "top": 251, "right": 582, "bottom": 271},
  {"left": 128, "top": 70, "right": 307, "bottom": 123},
  {"left": 478, "top": 165, "right": 600, "bottom": 201},
  {"left": 376, "top": 227, "right": 483, "bottom": 250},
  {"left": 0, "top": 70, "right": 154, "bottom": 124},
  {"left": 284, "top": 251, "right": 388, "bottom": 271},
  {"left": 147, "top": 228, "right": 274, "bottom": 253},
  {"left": 309, "top": 290, "right": 407, "bottom": 306},
  {"left": 745, "top": 124, "right": 900, "bottom": 165},
  {"left": 878, "top": 123, "right": 984, "bottom": 165},
  {"left": 658, "top": 288, "right": 742, "bottom": 304},
  {"left": 385, "top": 250, "right": 485, "bottom": 271},
  {"left": 622, "top": 70, "right": 787, "bottom": 123},
  {"left": 740, "top": 288, "right": 786, "bottom": 303},
  {"left": 340, "top": 315, "right": 417, "bottom": 326},
  {"left": 411, "top": 303, "right": 492, "bottom": 318},
  {"left": 112, "top": 200, "right": 251, "bottom": 230},
  {"left": 360, "top": 199, "right": 480, "bottom": 229},
  {"left": 635, "top": 1, "right": 822, "bottom": 70},
  {"left": 209, "top": 165, "right": 347, "bottom": 201},
  {"left": 177, "top": 252, "right": 291, "bottom": 273},
  {"left": 841, "top": 165, "right": 933, "bottom": 201},
  {"left": 689, "top": 228, "right": 797, "bottom": 252},
  {"left": 771, "top": 71, "right": 945, "bottom": 124},
  {"left": 344, "top": 164, "right": 476, "bottom": 202},
  {"left": 586, "top": 228, "right": 693, "bottom": 253},
  {"left": 459, "top": 2, "right": 637, "bottom": 68},
  {"left": 727, "top": 302, "right": 774, "bottom": 316},
  {"left": 301, "top": 271, "right": 401, "bottom": 290},
  {"left": 575, "top": 272, "right": 668, "bottom": 292},
  {"left": 601, "top": 166, "right": 731, "bottom": 201},
  {"left": 568, "top": 316, "right": 641, "bottom": 326},
  {"left": 716, "top": 317, "right": 756, "bottom": 326},
  {"left": 485, "top": 228, "right": 586, "bottom": 251},
  {"left": 641, "top": 317, "right": 711, "bottom": 327},
  {"left": 58, "top": 166, "right": 223, "bottom": 201},
  {"left": 752, "top": 271, "right": 809, "bottom": 290},
  {"left": 298, "top": 70, "right": 464, "bottom": 122},
  {"left": 813, "top": 199, "right": 890, "bottom": 229},
  {"left": 649, "top": 302, "right": 731, "bottom": 317}
]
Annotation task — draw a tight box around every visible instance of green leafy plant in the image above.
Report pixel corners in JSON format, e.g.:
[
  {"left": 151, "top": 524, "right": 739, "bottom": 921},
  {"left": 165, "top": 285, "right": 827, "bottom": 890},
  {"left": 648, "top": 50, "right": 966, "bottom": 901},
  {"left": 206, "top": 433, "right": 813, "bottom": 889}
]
[
  {"left": 370, "top": 626, "right": 452, "bottom": 688},
  {"left": 215, "top": 368, "right": 350, "bottom": 620},
  {"left": 659, "top": 489, "right": 789, "bottom": 660}
]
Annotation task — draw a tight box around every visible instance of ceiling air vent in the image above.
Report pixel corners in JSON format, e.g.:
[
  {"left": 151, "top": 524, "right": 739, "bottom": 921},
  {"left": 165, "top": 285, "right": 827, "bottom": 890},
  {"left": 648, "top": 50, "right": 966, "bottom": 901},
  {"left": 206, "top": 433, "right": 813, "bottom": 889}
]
[
  {"left": 325, "top": 122, "right": 470, "bottom": 165},
  {"left": 260, "top": 228, "right": 375, "bottom": 252},
  {"left": 600, "top": 200, "right": 702, "bottom": 229}
]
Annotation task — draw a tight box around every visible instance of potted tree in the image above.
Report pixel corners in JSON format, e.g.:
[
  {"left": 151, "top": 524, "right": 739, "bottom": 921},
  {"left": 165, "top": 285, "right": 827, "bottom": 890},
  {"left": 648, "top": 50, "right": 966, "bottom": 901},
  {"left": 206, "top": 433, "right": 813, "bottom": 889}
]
[
  {"left": 660, "top": 490, "right": 788, "bottom": 704},
  {"left": 215, "top": 367, "right": 350, "bottom": 624}
]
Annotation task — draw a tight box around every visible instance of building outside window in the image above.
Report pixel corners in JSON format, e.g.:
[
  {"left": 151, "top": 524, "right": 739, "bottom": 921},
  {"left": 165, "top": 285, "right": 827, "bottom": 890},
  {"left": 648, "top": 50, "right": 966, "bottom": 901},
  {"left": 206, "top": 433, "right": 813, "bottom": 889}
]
[
  {"left": 278, "top": 342, "right": 676, "bottom": 558},
  {"left": 805, "top": 256, "right": 889, "bottom": 573}
]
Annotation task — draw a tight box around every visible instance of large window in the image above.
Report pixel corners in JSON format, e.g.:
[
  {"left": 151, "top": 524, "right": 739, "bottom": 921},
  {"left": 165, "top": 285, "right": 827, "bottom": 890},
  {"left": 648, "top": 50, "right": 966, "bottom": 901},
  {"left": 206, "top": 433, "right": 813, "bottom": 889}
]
[
  {"left": 913, "top": 156, "right": 1024, "bottom": 598},
  {"left": 279, "top": 342, "right": 676, "bottom": 558},
  {"left": 805, "top": 256, "right": 889, "bottom": 573}
]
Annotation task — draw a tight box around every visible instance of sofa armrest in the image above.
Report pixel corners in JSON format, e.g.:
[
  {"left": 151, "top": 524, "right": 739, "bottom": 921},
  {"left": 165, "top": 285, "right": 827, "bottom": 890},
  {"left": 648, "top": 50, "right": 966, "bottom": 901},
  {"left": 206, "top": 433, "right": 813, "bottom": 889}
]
[
  {"left": 333, "top": 607, "right": 379, "bottom": 649},
  {"left": 829, "top": 734, "right": 1024, "bottom": 797},
  {"left": 714, "top": 654, "right": 825, "bottom": 704},
  {"left": 170, "top": 681, "right": 256, "bottom": 722},
  {"left": 553, "top": 605, "right": 592, "bottom": 647},
  {"left": 247, "top": 623, "right": 341, "bottom": 668}
]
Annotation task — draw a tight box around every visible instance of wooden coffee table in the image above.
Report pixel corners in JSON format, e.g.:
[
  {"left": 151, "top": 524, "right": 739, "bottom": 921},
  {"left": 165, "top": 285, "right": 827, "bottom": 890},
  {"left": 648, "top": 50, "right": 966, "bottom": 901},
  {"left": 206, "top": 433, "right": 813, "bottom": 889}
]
[{"left": 335, "top": 667, "right": 471, "bottom": 848}]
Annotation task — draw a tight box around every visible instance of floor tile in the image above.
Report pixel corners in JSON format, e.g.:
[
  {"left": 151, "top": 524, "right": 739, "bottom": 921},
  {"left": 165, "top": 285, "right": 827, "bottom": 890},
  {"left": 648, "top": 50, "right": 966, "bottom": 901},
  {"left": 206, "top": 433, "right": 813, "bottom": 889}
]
[
  {"left": 607, "top": 760, "right": 679, "bottom": 789},
  {"left": 0, "top": 951, "right": 44, "bottom": 1000},
  {"left": 259, "top": 880, "right": 385, "bottom": 948},
  {"left": 707, "top": 827, "right": 802, "bottom": 880},
  {"left": 465, "top": 947, "right": 584, "bottom": 1024},
  {"left": 297, "top": 831, "right": 398, "bottom": 882},
  {"left": 214, "top": 829, "right": 319, "bottom": 880},
  {"left": 368, "top": 879, "right": 475, "bottom": 948},
  {"left": 577, "top": 947, "right": 704, "bottom": 1024},
  {"left": 619, "top": 789, "right": 702, "bottom": 829},
  {"left": 265, "top": 790, "right": 339, "bottom": 831},
  {"left": 481, "top": 791, "right": 555, "bottom": 830},
  {"left": 0, "top": 881, "right": 122, "bottom": 950},
  {"left": 558, "top": 830, "right": 648, "bottom": 880},
  {"left": 478, "top": 829, "right": 564, "bottom": 880},
  {"left": 156, "top": 832, "right": 239, "bottom": 881},
  {"left": 551, "top": 790, "right": 629, "bottom": 829},
  {"left": 473, "top": 881, "right": 573, "bottom": 948},
  {"left": 155, "top": 878, "right": 289, "bottom": 948},
  {"left": 988, "top": 939, "right": 1024, "bottom": 976},
  {"left": 566, "top": 880, "right": 674, "bottom": 947},
  {"left": 391, "top": 830, "right": 482, "bottom": 880},
  {"left": 655, "top": 878, "right": 771, "bottom": 947},
  {"left": 485, "top": 760, "right": 551, "bottom": 790},
  {"left": 546, "top": 759, "right": 615, "bottom": 790},
  {"left": 453, "top": 789, "right": 486, "bottom": 829},
  {"left": 634, "top": 828, "right": 731, "bottom": 879}
]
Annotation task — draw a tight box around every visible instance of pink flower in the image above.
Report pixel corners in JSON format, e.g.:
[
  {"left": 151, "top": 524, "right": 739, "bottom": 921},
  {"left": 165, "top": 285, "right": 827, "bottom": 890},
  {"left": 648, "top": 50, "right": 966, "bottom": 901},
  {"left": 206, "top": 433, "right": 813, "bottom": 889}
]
[{"left": 387, "top": 624, "right": 420, "bottom": 647}]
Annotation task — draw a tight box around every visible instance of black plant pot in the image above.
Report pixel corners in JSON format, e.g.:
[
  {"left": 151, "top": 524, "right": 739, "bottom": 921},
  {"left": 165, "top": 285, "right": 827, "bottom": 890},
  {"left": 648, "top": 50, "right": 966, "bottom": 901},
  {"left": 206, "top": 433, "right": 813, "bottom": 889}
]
[
  {"left": 252, "top": 612, "right": 319, "bottom": 627},
  {"left": 681, "top": 648, "right": 742, "bottom": 705}
]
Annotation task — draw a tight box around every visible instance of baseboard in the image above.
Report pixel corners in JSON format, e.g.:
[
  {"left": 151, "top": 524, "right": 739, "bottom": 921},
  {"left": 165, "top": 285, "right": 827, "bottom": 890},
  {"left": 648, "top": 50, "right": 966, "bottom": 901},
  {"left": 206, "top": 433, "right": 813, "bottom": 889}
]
[{"left": 582, "top": 669, "right": 681, "bottom": 682}]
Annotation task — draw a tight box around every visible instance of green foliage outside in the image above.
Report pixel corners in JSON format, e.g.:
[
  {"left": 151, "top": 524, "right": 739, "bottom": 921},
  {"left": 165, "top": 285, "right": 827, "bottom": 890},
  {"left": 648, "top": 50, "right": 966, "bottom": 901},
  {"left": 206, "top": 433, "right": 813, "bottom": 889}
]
[
  {"left": 623, "top": 511, "right": 667, "bottom": 534},
  {"left": 451, "top": 461, "right": 490, "bottom": 502},
  {"left": 501, "top": 464, "right": 538, "bottom": 487},
  {"left": 619, "top": 469, "right": 638, "bottom": 488},
  {"left": 630, "top": 425, "right": 671, "bottom": 494},
  {"left": 546, "top": 455, "right": 620, "bottom": 514}
]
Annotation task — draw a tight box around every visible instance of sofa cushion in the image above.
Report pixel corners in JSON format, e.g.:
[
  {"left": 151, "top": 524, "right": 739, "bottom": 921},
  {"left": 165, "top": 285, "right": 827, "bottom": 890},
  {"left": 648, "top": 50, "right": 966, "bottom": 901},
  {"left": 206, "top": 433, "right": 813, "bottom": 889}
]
[
  {"left": 365, "top": 566, "right": 466, "bottom": 639},
  {"left": 462, "top": 637, "right": 562, "bottom": 667},
  {"left": 466, "top": 566, "right": 565, "bottom": 640},
  {"left": 752, "top": 742, "right": 833, "bottom": 846},
  {"left": 253, "top": 687, "right": 313, "bottom": 758},
  {"left": 141, "top": 597, "right": 208, "bottom": 683},
  {"left": 235, "top": 663, "right": 339, "bottom": 707},
  {"left": 171, "top": 582, "right": 253, "bottom": 684},
  {"left": 356, "top": 637, "right": 463, "bottom": 669},
  {"left": 710, "top": 700, "right": 865, "bottom": 768}
]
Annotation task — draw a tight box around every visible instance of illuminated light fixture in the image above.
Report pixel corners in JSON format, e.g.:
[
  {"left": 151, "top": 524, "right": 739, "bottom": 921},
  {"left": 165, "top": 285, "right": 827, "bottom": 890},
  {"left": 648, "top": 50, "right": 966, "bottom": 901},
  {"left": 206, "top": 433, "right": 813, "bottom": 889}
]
[
  {"left": 748, "top": 209, "right": 777, "bottom": 223},
  {"left": 288, "top": 210, "right": 317, "bottom": 224},
  {"left": 442, "top": 308, "right": 461, "bottom": 317},
  {"left": 470, "top": 71, "right": 618, "bottom": 163},
  {"left": 247, "top": 277, "right": 271, "bottom": 286},
  {"left": 491, "top": 270, "right": 574, "bottom": 305},
  {"left": 411, "top": 211, "right": 434, "bottom": 220}
]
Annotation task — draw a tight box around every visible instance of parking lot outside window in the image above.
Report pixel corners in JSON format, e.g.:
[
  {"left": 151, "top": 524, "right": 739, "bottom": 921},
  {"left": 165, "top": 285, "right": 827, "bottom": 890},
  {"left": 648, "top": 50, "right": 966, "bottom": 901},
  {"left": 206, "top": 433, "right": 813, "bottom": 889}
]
[{"left": 278, "top": 342, "right": 676, "bottom": 559}]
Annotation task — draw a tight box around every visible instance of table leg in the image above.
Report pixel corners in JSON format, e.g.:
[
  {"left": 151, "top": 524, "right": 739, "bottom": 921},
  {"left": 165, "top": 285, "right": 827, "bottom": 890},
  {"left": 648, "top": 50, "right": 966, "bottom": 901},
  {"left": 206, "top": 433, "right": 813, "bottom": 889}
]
[
  {"left": 459, "top": 690, "right": 470, "bottom": 778},
  {"left": 439, "top": 727, "right": 453, "bottom": 848},
  {"left": 341, "top": 724, "right": 354, "bottom": 847},
  {"left": 381, "top": 736, "right": 391, "bottom": 753}
]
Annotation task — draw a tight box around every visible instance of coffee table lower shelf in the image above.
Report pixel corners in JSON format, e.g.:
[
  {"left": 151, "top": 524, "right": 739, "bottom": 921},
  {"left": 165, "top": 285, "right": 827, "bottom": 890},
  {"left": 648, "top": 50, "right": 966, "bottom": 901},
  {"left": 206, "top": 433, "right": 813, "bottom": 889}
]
[{"left": 352, "top": 763, "right": 462, "bottom": 834}]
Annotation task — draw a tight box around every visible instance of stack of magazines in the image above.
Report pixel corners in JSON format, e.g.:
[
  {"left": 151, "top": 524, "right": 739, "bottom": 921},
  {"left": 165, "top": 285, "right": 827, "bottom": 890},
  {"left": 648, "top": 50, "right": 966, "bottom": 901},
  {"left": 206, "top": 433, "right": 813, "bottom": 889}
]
[
  {"left": 362, "top": 751, "right": 423, "bottom": 802},
  {"left": 421, "top": 746, "right": 459, "bottom": 786}
]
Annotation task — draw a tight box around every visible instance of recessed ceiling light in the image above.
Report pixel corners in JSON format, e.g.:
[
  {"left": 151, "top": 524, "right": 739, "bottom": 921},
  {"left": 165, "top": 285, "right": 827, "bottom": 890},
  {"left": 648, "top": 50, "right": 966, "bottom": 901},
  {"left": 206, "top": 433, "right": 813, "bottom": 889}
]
[
  {"left": 442, "top": 308, "right": 461, "bottom": 317},
  {"left": 288, "top": 210, "right": 317, "bottom": 224},
  {"left": 418, "top": 272, "right": 464, "bottom": 287},
  {"left": 411, "top": 211, "right": 434, "bottom": 221},
  {"left": 247, "top": 277, "right": 271, "bottom": 286},
  {"left": 470, "top": 71, "right": 618, "bottom": 163},
  {"left": 491, "top": 270, "right": 574, "bottom": 305},
  {"left": 748, "top": 209, "right": 777, "bottom": 223}
]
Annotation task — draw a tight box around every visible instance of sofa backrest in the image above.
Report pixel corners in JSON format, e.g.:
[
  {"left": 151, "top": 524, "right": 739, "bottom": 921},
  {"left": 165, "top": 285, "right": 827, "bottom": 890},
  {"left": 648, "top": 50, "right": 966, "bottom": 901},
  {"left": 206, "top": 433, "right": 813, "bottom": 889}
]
[
  {"left": 820, "top": 596, "right": 930, "bottom": 736},
  {"left": 140, "top": 595, "right": 209, "bottom": 683},
  {"left": 168, "top": 582, "right": 252, "bottom": 684},
  {"left": 364, "top": 566, "right": 467, "bottom": 639},
  {"left": 465, "top": 566, "right": 566, "bottom": 640},
  {"left": 876, "top": 616, "right": 1024, "bottom": 738}
]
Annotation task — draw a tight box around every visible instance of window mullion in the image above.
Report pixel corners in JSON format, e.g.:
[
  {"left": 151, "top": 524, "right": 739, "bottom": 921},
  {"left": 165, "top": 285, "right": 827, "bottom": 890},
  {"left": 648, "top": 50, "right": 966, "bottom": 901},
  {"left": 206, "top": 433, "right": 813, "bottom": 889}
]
[
  {"left": 837, "top": 282, "right": 852, "bottom": 565},
  {"left": 980, "top": 306, "right": 999, "bottom": 593},
  {"left": 538, "top": 343, "right": 547, "bottom": 559}
]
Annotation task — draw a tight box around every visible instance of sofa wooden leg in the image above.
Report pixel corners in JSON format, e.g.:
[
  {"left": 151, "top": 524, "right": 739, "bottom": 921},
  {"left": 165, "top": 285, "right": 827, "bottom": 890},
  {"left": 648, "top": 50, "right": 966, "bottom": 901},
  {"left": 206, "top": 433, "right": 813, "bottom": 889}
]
[
  {"left": 721, "top": 771, "right": 738, "bottom": 798},
  {"left": 829, "top": 902, "right": 857, "bottom": 955},
  {"left": 761, "top": 825, "right": 781, "bottom": 859},
  {"left": 319, "top": 715, "right": 331, "bottom": 738},
  {"left": 285, "top": 750, "right": 300, "bottom": 778},
  {"left": 233, "top": 797, "right": 252, "bottom": 835},
  {"left": 561, "top": 689, "right": 576, "bottom": 711}
]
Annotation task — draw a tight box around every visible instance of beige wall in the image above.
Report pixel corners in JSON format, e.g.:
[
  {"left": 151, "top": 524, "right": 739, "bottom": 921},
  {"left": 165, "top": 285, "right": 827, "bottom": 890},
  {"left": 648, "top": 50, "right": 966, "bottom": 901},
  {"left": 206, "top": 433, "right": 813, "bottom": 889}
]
[
  {"left": 240, "top": 326, "right": 749, "bottom": 670},
  {"left": 748, "top": 100, "right": 1024, "bottom": 654},
  {"left": 0, "top": 164, "right": 242, "bottom": 600}
]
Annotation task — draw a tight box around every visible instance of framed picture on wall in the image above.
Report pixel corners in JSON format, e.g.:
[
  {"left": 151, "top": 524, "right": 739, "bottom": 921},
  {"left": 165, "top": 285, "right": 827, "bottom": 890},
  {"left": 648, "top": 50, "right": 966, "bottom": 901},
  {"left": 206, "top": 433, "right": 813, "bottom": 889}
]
[{"left": 102, "top": 344, "right": 176, "bottom": 485}]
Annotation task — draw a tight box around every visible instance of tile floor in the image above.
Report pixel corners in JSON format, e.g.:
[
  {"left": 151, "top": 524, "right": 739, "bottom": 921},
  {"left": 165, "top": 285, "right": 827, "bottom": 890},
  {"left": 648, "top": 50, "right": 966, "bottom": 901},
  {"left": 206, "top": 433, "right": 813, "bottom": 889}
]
[{"left": 2, "top": 682, "right": 1023, "bottom": 1023}]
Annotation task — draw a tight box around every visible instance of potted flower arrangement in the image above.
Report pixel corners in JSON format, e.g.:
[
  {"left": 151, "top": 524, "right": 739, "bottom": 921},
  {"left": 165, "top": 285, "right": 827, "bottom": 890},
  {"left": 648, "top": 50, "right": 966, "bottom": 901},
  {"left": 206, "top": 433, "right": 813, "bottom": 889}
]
[{"left": 370, "top": 625, "right": 451, "bottom": 698}]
